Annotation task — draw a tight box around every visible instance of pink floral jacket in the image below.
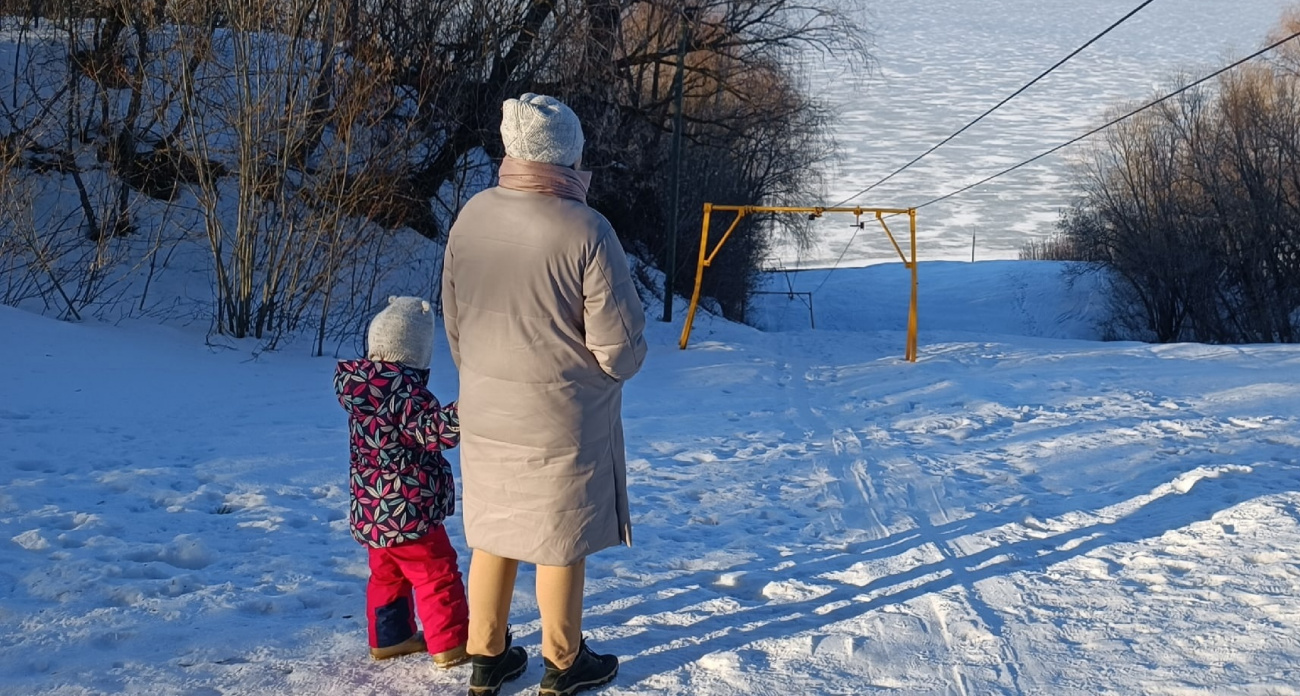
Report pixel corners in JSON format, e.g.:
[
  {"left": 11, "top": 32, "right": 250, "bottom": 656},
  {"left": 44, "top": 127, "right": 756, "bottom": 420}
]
[{"left": 334, "top": 359, "right": 458, "bottom": 548}]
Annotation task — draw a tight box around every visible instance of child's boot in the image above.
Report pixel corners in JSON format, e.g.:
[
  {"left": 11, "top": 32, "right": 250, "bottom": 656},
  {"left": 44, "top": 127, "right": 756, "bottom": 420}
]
[
  {"left": 370, "top": 631, "right": 427, "bottom": 660},
  {"left": 433, "top": 642, "right": 469, "bottom": 669}
]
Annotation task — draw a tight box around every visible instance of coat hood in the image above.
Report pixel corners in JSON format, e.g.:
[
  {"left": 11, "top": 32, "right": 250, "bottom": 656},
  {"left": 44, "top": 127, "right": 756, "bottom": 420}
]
[{"left": 335, "top": 359, "right": 431, "bottom": 418}]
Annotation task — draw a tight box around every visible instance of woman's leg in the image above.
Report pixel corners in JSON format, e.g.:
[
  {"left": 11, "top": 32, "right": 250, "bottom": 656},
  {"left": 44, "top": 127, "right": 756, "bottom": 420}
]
[
  {"left": 467, "top": 549, "right": 519, "bottom": 657},
  {"left": 535, "top": 559, "right": 585, "bottom": 669}
]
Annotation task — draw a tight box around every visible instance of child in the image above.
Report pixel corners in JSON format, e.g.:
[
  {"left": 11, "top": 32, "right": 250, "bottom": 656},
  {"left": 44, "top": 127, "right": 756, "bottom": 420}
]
[{"left": 334, "top": 296, "right": 469, "bottom": 668}]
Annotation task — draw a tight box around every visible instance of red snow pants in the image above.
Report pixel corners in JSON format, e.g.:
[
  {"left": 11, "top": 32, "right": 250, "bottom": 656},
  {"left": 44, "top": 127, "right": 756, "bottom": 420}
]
[{"left": 366, "top": 525, "right": 469, "bottom": 654}]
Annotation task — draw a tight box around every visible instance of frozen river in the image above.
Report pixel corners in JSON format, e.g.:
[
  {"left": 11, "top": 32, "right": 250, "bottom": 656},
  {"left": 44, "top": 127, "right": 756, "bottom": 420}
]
[{"left": 769, "top": 0, "right": 1296, "bottom": 268}]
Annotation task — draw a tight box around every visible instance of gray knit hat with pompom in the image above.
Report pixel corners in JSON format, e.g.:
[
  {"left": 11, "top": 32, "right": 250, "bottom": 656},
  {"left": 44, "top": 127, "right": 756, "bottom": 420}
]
[{"left": 366, "top": 296, "right": 434, "bottom": 368}]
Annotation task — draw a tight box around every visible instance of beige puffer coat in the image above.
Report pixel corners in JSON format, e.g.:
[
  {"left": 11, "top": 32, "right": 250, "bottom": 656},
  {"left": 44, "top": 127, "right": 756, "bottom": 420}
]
[{"left": 442, "top": 185, "right": 647, "bottom": 566}]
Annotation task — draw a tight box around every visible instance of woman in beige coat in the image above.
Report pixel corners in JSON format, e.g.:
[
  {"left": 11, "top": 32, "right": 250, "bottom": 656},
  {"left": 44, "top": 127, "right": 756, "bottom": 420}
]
[{"left": 442, "top": 93, "right": 647, "bottom": 696}]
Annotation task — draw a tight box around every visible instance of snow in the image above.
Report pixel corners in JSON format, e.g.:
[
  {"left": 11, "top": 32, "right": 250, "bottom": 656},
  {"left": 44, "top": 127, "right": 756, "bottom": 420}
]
[
  {"left": 4, "top": 260, "right": 1300, "bottom": 695},
  {"left": 780, "top": 0, "right": 1297, "bottom": 267},
  {"left": 4, "top": 1, "right": 1300, "bottom": 693},
  {"left": 0, "top": 24, "right": 444, "bottom": 332},
  {"left": 749, "top": 261, "right": 1108, "bottom": 341}
]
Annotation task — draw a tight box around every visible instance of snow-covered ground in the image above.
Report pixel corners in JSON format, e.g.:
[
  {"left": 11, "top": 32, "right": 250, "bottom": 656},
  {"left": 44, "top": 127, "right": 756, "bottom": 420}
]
[
  {"left": 749, "top": 261, "right": 1108, "bottom": 341},
  {"left": 779, "top": 0, "right": 1297, "bottom": 267},
  {"left": 3, "top": 261, "right": 1299, "bottom": 695}
]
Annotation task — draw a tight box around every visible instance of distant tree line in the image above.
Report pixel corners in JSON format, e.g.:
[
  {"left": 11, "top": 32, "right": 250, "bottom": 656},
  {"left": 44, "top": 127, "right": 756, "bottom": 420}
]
[
  {"left": 1025, "top": 10, "right": 1300, "bottom": 344},
  {"left": 0, "top": 0, "right": 870, "bottom": 348}
]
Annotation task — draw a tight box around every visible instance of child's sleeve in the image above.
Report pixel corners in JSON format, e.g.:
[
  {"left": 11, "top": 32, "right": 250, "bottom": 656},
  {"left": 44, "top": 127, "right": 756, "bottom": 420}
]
[
  {"left": 333, "top": 362, "right": 362, "bottom": 413},
  {"left": 400, "top": 389, "right": 460, "bottom": 452}
]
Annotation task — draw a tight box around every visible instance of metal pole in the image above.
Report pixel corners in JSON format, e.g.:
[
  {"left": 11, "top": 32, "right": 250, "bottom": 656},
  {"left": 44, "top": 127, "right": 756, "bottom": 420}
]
[
  {"left": 907, "top": 210, "right": 919, "bottom": 362},
  {"left": 679, "top": 204, "right": 713, "bottom": 349},
  {"left": 661, "top": 8, "right": 689, "bottom": 323}
]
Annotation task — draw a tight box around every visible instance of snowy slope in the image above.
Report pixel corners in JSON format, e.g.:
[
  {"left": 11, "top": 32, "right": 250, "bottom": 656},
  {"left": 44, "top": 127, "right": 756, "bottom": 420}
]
[
  {"left": 750, "top": 261, "right": 1108, "bottom": 341},
  {"left": 3, "top": 262, "right": 1299, "bottom": 695},
  {"left": 782, "top": 0, "right": 1296, "bottom": 266}
]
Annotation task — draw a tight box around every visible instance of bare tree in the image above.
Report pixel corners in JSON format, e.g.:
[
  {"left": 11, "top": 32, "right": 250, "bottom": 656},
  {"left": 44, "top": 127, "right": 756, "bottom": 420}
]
[
  {"left": 2, "top": 0, "right": 871, "bottom": 340},
  {"left": 1057, "top": 55, "right": 1300, "bottom": 343},
  {"left": 343, "top": 0, "right": 870, "bottom": 316},
  {"left": 171, "top": 0, "right": 431, "bottom": 346}
]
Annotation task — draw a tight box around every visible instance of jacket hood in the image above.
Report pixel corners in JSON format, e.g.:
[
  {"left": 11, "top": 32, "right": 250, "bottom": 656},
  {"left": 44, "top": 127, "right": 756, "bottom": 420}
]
[{"left": 335, "top": 359, "right": 430, "bottom": 418}]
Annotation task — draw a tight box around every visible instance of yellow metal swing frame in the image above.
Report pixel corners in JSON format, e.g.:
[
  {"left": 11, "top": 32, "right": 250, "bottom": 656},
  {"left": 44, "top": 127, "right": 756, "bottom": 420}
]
[{"left": 678, "top": 204, "right": 919, "bottom": 362}]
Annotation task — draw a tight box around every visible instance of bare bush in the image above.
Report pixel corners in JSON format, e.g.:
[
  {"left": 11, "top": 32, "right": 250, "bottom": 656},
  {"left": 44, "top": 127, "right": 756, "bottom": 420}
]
[
  {"left": 581, "top": 1, "right": 864, "bottom": 318},
  {"left": 1019, "top": 230, "right": 1097, "bottom": 262},
  {"left": 0, "top": 1, "right": 436, "bottom": 349},
  {"left": 1268, "top": 5, "right": 1300, "bottom": 76},
  {"left": 0, "top": 7, "right": 161, "bottom": 320},
  {"left": 173, "top": 2, "right": 403, "bottom": 347},
  {"left": 1, "top": 0, "right": 866, "bottom": 341},
  {"left": 335, "top": 0, "right": 868, "bottom": 318},
  {"left": 1058, "top": 56, "right": 1300, "bottom": 343}
]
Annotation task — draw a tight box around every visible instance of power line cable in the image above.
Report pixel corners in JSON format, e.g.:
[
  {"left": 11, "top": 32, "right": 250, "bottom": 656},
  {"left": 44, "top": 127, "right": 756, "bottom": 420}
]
[
  {"left": 811, "top": 0, "right": 1159, "bottom": 295},
  {"left": 810, "top": 26, "right": 1300, "bottom": 296},
  {"left": 809, "top": 222, "right": 866, "bottom": 295},
  {"left": 833, "top": 0, "right": 1159, "bottom": 209},
  {"left": 914, "top": 28, "right": 1300, "bottom": 211}
]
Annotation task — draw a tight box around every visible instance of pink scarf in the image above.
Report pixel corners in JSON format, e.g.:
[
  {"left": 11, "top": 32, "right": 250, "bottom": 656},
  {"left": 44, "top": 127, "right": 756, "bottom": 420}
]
[{"left": 498, "top": 156, "right": 592, "bottom": 204}]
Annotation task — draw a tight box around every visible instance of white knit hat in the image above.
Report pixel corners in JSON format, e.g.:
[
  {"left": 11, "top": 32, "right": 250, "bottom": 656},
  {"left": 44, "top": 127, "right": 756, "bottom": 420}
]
[
  {"left": 500, "top": 93, "right": 585, "bottom": 166},
  {"left": 366, "top": 296, "right": 434, "bottom": 368}
]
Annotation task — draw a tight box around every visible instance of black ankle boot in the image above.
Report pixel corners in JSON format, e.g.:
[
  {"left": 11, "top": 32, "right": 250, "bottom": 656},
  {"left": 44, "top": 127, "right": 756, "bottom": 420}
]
[
  {"left": 468, "top": 633, "right": 528, "bottom": 696},
  {"left": 538, "top": 639, "right": 618, "bottom": 696}
]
